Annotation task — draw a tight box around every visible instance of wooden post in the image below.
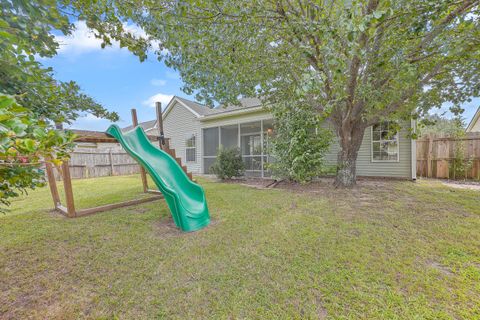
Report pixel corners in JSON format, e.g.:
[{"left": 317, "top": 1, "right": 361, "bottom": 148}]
[
  {"left": 131, "top": 108, "right": 148, "bottom": 193},
  {"left": 108, "top": 149, "right": 115, "bottom": 176},
  {"left": 45, "top": 161, "right": 61, "bottom": 208},
  {"left": 427, "top": 135, "right": 433, "bottom": 178},
  {"left": 155, "top": 101, "right": 164, "bottom": 150},
  {"left": 61, "top": 160, "right": 76, "bottom": 217}
]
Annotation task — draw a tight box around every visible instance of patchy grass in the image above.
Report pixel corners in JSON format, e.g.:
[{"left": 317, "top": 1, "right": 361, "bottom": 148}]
[
  {"left": 6, "top": 175, "right": 155, "bottom": 216},
  {"left": 1, "top": 175, "right": 479, "bottom": 319}
]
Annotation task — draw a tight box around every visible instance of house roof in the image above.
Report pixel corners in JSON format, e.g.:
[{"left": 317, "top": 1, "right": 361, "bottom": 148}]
[
  {"left": 174, "top": 96, "right": 215, "bottom": 116},
  {"left": 466, "top": 106, "right": 480, "bottom": 132},
  {"left": 121, "top": 96, "right": 263, "bottom": 132},
  {"left": 209, "top": 97, "right": 263, "bottom": 115},
  {"left": 163, "top": 96, "right": 263, "bottom": 121}
]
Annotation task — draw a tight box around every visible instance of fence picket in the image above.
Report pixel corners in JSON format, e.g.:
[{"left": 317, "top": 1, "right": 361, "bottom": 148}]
[
  {"left": 416, "top": 133, "right": 480, "bottom": 179},
  {"left": 53, "top": 147, "right": 141, "bottom": 180}
]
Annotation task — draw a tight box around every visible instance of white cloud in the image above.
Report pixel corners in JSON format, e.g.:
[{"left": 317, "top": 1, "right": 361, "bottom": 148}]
[
  {"left": 123, "top": 23, "right": 147, "bottom": 38},
  {"left": 82, "top": 113, "right": 103, "bottom": 122},
  {"left": 143, "top": 93, "right": 174, "bottom": 108},
  {"left": 55, "top": 21, "right": 147, "bottom": 56},
  {"left": 56, "top": 21, "right": 104, "bottom": 55},
  {"left": 150, "top": 78, "right": 167, "bottom": 86}
]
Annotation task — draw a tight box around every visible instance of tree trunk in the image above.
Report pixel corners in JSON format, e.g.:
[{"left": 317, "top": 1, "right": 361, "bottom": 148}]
[{"left": 334, "top": 124, "right": 365, "bottom": 188}]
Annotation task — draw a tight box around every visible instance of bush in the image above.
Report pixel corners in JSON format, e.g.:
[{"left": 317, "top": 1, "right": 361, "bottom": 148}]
[
  {"left": 267, "top": 103, "right": 333, "bottom": 183},
  {"left": 210, "top": 147, "right": 245, "bottom": 179}
]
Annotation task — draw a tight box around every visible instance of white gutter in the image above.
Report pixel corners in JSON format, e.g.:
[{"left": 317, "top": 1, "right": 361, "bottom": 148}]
[{"left": 199, "top": 106, "right": 264, "bottom": 121}]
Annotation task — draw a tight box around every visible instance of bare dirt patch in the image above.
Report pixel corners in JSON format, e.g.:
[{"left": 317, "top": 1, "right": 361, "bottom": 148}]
[
  {"left": 428, "top": 261, "right": 454, "bottom": 276},
  {"left": 272, "top": 178, "right": 402, "bottom": 208},
  {"left": 221, "top": 177, "right": 276, "bottom": 188},
  {"left": 152, "top": 217, "right": 219, "bottom": 238},
  {"left": 442, "top": 181, "right": 480, "bottom": 191}
]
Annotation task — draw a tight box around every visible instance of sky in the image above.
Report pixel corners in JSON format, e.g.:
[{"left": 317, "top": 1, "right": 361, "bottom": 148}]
[
  {"left": 41, "top": 21, "right": 479, "bottom": 132},
  {"left": 40, "top": 21, "right": 191, "bottom": 131}
]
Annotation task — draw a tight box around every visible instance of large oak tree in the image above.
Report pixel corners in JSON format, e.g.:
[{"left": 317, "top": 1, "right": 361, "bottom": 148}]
[{"left": 69, "top": 0, "right": 480, "bottom": 186}]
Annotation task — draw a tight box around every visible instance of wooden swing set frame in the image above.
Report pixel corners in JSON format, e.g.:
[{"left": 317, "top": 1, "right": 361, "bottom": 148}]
[{"left": 46, "top": 104, "right": 165, "bottom": 218}]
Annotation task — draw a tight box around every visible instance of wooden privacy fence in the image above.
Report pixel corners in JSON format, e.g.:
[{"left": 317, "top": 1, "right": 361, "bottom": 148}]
[
  {"left": 54, "top": 148, "right": 140, "bottom": 180},
  {"left": 416, "top": 133, "right": 480, "bottom": 179}
]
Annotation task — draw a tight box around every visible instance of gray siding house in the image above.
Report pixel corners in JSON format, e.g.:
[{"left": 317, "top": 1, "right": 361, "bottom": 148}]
[{"left": 161, "top": 96, "right": 417, "bottom": 180}]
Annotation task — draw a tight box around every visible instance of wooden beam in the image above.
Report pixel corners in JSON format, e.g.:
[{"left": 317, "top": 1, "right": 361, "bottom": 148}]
[
  {"left": 61, "top": 160, "right": 76, "bottom": 218},
  {"left": 155, "top": 101, "right": 165, "bottom": 150},
  {"left": 131, "top": 108, "right": 149, "bottom": 193},
  {"left": 45, "top": 160, "right": 61, "bottom": 208},
  {"left": 75, "top": 195, "right": 163, "bottom": 217}
]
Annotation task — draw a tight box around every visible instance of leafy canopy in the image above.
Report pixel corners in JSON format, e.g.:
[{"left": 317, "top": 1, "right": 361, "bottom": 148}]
[
  {"left": 73, "top": 0, "right": 480, "bottom": 125},
  {"left": 0, "top": 0, "right": 121, "bottom": 123},
  {"left": 0, "top": 0, "right": 143, "bottom": 209}
]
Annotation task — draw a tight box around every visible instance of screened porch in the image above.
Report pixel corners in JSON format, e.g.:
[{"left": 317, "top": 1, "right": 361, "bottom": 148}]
[{"left": 202, "top": 119, "right": 274, "bottom": 177}]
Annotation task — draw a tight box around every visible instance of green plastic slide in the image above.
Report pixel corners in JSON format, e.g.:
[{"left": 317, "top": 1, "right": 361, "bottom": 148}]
[{"left": 106, "top": 125, "right": 210, "bottom": 232}]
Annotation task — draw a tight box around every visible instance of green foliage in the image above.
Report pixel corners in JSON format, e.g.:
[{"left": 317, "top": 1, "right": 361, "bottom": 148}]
[
  {"left": 450, "top": 141, "right": 474, "bottom": 180},
  {"left": 108, "top": 1, "right": 479, "bottom": 119},
  {"left": 210, "top": 147, "right": 244, "bottom": 180},
  {"left": 0, "top": 94, "right": 75, "bottom": 211},
  {"left": 448, "top": 126, "right": 475, "bottom": 180},
  {"left": 268, "top": 104, "right": 333, "bottom": 183},
  {"left": 419, "top": 115, "right": 466, "bottom": 137},
  {"left": 0, "top": 0, "right": 119, "bottom": 123}
]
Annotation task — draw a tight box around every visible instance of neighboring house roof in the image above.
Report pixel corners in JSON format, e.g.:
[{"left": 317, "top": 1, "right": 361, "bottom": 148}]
[
  {"left": 163, "top": 96, "right": 263, "bottom": 121},
  {"left": 70, "top": 129, "right": 158, "bottom": 142},
  {"left": 122, "top": 119, "right": 158, "bottom": 135},
  {"left": 466, "top": 106, "right": 480, "bottom": 132}
]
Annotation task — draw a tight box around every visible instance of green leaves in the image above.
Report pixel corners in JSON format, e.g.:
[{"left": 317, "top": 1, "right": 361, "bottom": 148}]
[
  {"left": 0, "top": 94, "right": 75, "bottom": 211},
  {"left": 268, "top": 103, "right": 333, "bottom": 183},
  {"left": 85, "top": 0, "right": 477, "bottom": 128},
  {"left": 210, "top": 147, "right": 245, "bottom": 179},
  {"left": 1, "top": 0, "right": 119, "bottom": 124}
]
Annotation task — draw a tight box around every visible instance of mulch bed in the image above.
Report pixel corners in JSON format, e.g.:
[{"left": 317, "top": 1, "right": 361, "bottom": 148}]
[{"left": 221, "top": 176, "right": 397, "bottom": 193}]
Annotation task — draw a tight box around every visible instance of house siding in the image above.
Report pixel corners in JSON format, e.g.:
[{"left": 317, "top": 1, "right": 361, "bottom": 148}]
[
  {"left": 325, "top": 123, "right": 412, "bottom": 178},
  {"left": 163, "top": 101, "right": 413, "bottom": 179},
  {"left": 470, "top": 120, "right": 480, "bottom": 132},
  {"left": 163, "top": 102, "right": 202, "bottom": 174}
]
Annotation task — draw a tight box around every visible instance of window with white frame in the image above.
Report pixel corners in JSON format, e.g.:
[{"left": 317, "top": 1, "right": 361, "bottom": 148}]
[
  {"left": 371, "top": 122, "right": 399, "bottom": 161},
  {"left": 185, "top": 133, "right": 196, "bottom": 162}
]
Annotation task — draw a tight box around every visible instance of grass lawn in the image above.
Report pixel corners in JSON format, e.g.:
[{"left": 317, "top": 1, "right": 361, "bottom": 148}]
[{"left": 1, "top": 175, "right": 480, "bottom": 319}]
